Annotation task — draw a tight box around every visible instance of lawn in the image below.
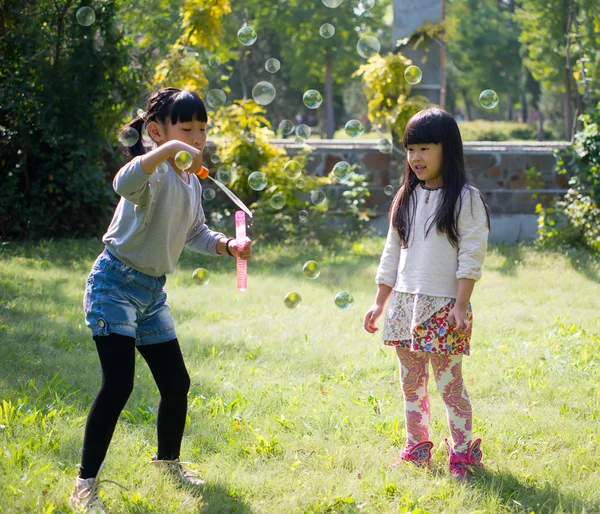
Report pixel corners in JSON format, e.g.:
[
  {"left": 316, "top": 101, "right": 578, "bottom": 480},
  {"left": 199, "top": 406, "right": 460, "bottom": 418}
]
[{"left": 0, "top": 238, "right": 598, "bottom": 513}]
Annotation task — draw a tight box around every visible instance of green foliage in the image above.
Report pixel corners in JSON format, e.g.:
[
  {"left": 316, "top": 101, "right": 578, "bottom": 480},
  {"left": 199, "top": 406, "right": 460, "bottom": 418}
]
[
  {"left": 537, "top": 102, "right": 600, "bottom": 251},
  {"left": 457, "top": 120, "right": 555, "bottom": 141}
]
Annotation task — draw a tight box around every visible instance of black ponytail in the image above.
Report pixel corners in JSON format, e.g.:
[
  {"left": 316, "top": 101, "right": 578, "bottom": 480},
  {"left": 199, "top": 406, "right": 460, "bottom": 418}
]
[{"left": 117, "top": 87, "right": 208, "bottom": 159}]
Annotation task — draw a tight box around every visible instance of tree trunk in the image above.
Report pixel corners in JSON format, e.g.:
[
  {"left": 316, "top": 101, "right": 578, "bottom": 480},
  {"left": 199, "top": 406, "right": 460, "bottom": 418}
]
[
  {"left": 507, "top": 90, "right": 513, "bottom": 121},
  {"left": 462, "top": 89, "right": 472, "bottom": 120},
  {"left": 521, "top": 90, "right": 528, "bottom": 122},
  {"left": 564, "top": 67, "right": 573, "bottom": 140},
  {"left": 537, "top": 111, "right": 544, "bottom": 141},
  {"left": 324, "top": 48, "right": 335, "bottom": 139}
]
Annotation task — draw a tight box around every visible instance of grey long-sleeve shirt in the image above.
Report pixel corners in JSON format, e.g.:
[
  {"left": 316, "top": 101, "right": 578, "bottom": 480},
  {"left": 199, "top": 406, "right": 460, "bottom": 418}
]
[{"left": 102, "top": 156, "right": 225, "bottom": 276}]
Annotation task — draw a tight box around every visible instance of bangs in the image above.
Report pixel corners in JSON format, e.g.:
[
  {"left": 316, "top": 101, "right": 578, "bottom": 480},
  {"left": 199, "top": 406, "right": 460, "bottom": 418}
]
[
  {"left": 168, "top": 90, "right": 207, "bottom": 124},
  {"left": 402, "top": 108, "right": 444, "bottom": 147}
]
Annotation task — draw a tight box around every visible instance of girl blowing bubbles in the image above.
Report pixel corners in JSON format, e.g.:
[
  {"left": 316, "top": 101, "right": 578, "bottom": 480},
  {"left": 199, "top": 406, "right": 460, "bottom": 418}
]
[
  {"left": 363, "top": 107, "right": 490, "bottom": 481},
  {"left": 70, "top": 88, "right": 251, "bottom": 512}
]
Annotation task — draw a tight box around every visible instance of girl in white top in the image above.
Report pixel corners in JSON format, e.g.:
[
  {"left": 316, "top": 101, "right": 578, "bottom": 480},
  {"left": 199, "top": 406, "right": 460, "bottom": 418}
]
[{"left": 363, "top": 107, "right": 490, "bottom": 481}]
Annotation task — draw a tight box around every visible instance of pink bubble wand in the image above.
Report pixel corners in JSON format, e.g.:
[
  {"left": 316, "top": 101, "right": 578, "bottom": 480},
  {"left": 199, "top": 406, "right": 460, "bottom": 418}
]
[{"left": 235, "top": 210, "right": 247, "bottom": 292}]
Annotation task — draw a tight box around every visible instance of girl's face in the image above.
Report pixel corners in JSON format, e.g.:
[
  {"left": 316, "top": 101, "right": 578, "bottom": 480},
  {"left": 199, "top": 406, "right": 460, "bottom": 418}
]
[
  {"left": 406, "top": 143, "right": 443, "bottom": 187},
  {"left": 150, "top": 117, "right": 207, "bottom": 151}
]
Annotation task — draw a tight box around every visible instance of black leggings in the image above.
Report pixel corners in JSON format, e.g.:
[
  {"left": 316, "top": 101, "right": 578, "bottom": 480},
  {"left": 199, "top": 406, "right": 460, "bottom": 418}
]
[{"left": 79, "top": 333, "right": 190, "bottom": 479}]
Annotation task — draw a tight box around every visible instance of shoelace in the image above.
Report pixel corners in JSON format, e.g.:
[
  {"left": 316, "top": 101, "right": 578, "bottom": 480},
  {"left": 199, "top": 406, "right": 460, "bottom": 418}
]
[{"left": 78, "top": 462, "right": 129, "bottom": 510}]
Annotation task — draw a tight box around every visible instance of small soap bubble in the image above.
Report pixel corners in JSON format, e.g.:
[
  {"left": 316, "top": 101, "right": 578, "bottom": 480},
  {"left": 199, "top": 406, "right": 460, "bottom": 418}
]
[
  {"left": 378, "top": 138, "right": 393, "bottom": 154},
  {"left": 322, "top": 0, "right": 344, "bottom": 7},
  {"left": 284, "top": 160, "right": 302, "bottom": 179},
  {"left": 76, "top": 6, "right": 96, "bottom": 26},
  {"left": 479, "top": 89, "right": 499, "bottom": 109},
  {"left": 156, "top": 162, "right": 168, "bottom": 175},
  {"left": 298, "top": 210, "right": 309, "bottom": 222},
  {"left": 319, "top": 23, "right": 335, "bottom": 38},
  {"left": 357, "top": 36, "right": 381, "bottom": 59},
  {"left": 284, "top": 292, "right": 302, "bottom": 309},
  {"left": 359, "top": 0, "right": 375, "bottom": 9},
  {"left": 295, "top": 177, "right": 306, "bottom": 189},
  {"left": 248, "top": 171, "right": 268, "bottom": 191},
  {"left": 203, "top": 188, "right": 216, "bottom": 201},
  {"left": 270, "top": 192, "right": 286, "bottom": 210},
  {"left": 265, "top": 58, "right": 281, "bottom": 73},
  {"left": 210, "top": 153, "right": 221, "bottom": 164},
  {"left": 192, "top": 268, "right": 210, "bottom": 286},
  {"left": 334, "top": 291, "right": 354, "bottom": 309},
  {"left": 296, "top": 124, "right": 311, "bottom": 139},
  {"left": 208, "top": 55, "right": 221, "bottom": 68},
  {"left": 384, "top": 185, "right": 395, "bottom": 196},
  {"left": 206, "top": 89, "right": 226, "bottom": 109},
  {"left": 294, "top": 136, "right": 305, "bottom": 145},
  {"left": 311, "top": 190, "right": 327, "bottom": 205},
  {"left": 303, "top": 90, "right": 323, "bottom": 109},
  {"left": 216, "top": 166, "right": 231, "bottom": 184},
  {"left": 246, "top": 132, "right": 256, "bottom": 143},
  {"left": 303, "top": 260, "right": 320, "bottom": 279},
  {"left": 279, "top": 119, "right": 295, "bottom": 136},
  {"left": 175, "top": 151, "right": 193, "bottom": 171},
  {"left": 238, "top": 26, "right": 257, "bottom": 46},
  {"left": 404, "top": 65, "right": 423, "bottom": 85},
  {"left": 252, "top": 81, "right": 276, "bottom": 106},
  {"left": 344, "top": 119, "right": 364, "bottom": 138},
  {"left": 118, "top": 127, "right": 139, "bottom": 147},
  {"left": 332, "top": 161, "right": 352, "bottom": 180},
  {"left": 136, "top": 108, "right": 146, "bottom": 118}
]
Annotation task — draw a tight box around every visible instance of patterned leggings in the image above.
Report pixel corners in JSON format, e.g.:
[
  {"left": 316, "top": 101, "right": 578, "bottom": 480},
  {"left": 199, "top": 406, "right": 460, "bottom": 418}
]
[{"left": 396, "top": 346, "right": 472, "bottom": 453}]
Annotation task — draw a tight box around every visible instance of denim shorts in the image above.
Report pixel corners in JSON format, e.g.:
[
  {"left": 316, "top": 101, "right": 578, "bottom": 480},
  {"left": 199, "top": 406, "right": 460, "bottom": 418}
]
[{"left": 83, "top": 248, "right": 176, "bottom": 345}]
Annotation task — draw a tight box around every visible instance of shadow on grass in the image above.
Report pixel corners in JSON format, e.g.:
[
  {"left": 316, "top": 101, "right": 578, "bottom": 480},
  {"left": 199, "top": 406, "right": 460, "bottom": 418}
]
[
  {"left": 470, "top": 468, "right": 597, "bottom": 514},
  {"left": 183, "top": 482, "right": 255, "bottom": 514},
  {"left": 490, "top": 243, "right": 525, "bottom": 277}
]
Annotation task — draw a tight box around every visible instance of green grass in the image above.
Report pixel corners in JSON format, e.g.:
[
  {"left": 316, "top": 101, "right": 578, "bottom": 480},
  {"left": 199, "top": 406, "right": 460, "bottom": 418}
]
[{"left": 0, "top": 238, "right": 599, "bottom": 513}]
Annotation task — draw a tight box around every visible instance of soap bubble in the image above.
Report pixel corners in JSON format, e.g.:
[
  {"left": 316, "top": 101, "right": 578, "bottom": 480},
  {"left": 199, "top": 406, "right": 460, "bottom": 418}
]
[
  {"left": 384, "top": 185, "right": 395, "bottom": 196},
  {"left": 296, "top": 177, "right": 306, "bottom": 189},
  {"left": 203, "top": 189, "right": 216, "bottom": 201},
  {"left": 156, "top": 162, "right": 168, "bottom": 175},
  {"left": 210, "top": 153, "right": 220, "bottom": 164},
  {"left": 298, "top": 210, "right": 309, "bottom": 222},
  {"left": 296, "top": 124, "right": 311, "bottom": 139},
  {"left": 175, "top": 151, "right": 193, "bottom": 171},
  {"left": 265, "top": 58, "right": 281, "bottom": 73},
  {"left": 322, "top": 0, "right": 343, "bottom": 7},
  {"left": 252, "top": 81, "right": 276, "bottom": 106},
  {"left": 248, "top": 171, "right": 268, "bottom": 191},
  {"left": 284, "top": 292, "right": 302, "bottom": 309},
  {"left": 270, "top": 192, "right": 286, "bottom": 210},
  {"left": 238, "top": 26, "right": 257, "bottom": 46},
  {"left": 334, "top": 291, "right": 354, "bottom": 309},
  {"left": 136, "top": 108, "right": 146, "bottom": 118},
  {"left": 118, "top": 127, "right": 139, "bottom": 147},
  {"left": 332, "top": 161, "right": 352, "bottom": 180},
  {"left": 311, "top": 190, "right": 327, "bottom": 205},
  {"left": 378, "top": 138, "right": 393, "bottom": 154},
  {"left": 216, "top": 166, "right": 231, "bottom": 184},
  {"left": 404, "top": 65, "right": 423, "bottom": 85},
  {"left": 344, "top": 119, "right": 364, "bottom": 138},
  {"left": 479, "top": 89, "right": 499, "bottom": 109},
  {"left": 303, "top": 260, "right": 320, "bottom": 279},
  {"left": 208, "top": 56, "right": 221, "bottom": 68},
  {"left": 284, "top": 160, "right": 302, "bottom": 179},
  {"left": 279, "top": 119, "right": 295, "bottom": 135},
  {"left": 357, "top": 36, "right": 380, "bottom": 59},
  {"left": 76, "top": 7, "right": 96, "bottom": 26},
  {"left": 303, "top": 89, "right": 323, "bottom": 109},
  {"left": 206, "top": 89, "right": 226, "bottom": 109},
  {"left": 192, "top": 268, "right": 210, "bottom": 286},
  {"left": 246, "top": 132, "right": 256, "bottom": 143},
  {"left": 359, "top": 0, "right": 375, "bottom": 8},
  {"left": 294, "top": 136, "right": 305, "bottom": 145},
  {"left": 319, "top": 23, "right": 335, "bottom": 38}
]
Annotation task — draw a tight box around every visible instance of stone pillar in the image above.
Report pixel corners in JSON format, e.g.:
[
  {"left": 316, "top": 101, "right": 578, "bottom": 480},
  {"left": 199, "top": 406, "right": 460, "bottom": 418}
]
[{"left": 393, "top": 0, "right": 445, "bottom": 107}]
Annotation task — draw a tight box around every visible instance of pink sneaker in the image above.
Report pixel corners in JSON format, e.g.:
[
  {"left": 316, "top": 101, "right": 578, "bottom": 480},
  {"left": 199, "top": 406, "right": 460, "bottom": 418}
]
[
  {"left": 445, "top": 438, "right": 483, "bottom": 481},
  {"left": 392, "top": 441, "right": 434, "bottom": 468}
]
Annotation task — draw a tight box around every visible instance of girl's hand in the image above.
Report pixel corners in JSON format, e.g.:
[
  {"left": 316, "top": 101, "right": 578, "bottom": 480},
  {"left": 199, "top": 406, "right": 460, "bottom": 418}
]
[
  {"left": 363, "top": 304, "right": 384, "bottom": 334},
  {"left": 228, "top": 237, "right": 252, "bottom": 260},
  {"left": 447, "top": 304, "right": 471, "bottom": 334},
  {"left": 168, "top": 140, "right": 204, "bottom": 175}
]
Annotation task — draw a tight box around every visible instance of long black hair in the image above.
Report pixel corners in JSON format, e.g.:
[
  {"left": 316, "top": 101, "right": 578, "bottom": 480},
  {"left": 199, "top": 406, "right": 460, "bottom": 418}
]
[
  {"left": 118, "top": 88, "right": 208, "bottom": 158},
  {"left": 390, "top": 107, "right": 490, "bottom": 248}
]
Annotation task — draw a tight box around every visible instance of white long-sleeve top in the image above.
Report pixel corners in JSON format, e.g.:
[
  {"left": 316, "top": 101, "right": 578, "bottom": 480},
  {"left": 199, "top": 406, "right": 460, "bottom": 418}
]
[
  {"left": 375, "top": 184, "right": 489, "bottom": 298},
  {"left": 102, "top": 156, "right": 225, "bottom": 276}
]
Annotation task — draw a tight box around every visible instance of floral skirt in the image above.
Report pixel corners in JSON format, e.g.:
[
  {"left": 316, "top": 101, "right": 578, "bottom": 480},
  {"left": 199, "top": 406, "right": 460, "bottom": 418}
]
[{"left": 382, "top": 291, "right": 473, "bottom": 356}]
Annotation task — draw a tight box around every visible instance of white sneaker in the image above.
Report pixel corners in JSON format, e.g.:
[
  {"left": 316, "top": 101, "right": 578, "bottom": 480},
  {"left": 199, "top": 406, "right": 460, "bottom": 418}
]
[
  {"left": 151, "top": 457, "right": 205, "bottom": 486},
  {"left": 69, "top": 462, "right": 127, "bottom": 513}
]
